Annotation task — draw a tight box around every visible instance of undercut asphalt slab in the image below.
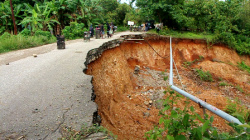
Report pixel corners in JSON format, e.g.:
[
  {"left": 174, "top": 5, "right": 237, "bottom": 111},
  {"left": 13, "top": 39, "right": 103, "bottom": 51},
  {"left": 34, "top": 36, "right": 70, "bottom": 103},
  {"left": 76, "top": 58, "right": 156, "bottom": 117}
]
[{"left": 0, "top": 31, "right": 141, "bottom": 140}]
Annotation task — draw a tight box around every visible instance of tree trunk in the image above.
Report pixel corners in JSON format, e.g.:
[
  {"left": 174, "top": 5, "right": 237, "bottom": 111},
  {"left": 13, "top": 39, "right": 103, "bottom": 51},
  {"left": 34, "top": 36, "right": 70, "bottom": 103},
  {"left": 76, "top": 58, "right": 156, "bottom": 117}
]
[{"left": 10, "top": 0, "right": 17, "bottom": 35}]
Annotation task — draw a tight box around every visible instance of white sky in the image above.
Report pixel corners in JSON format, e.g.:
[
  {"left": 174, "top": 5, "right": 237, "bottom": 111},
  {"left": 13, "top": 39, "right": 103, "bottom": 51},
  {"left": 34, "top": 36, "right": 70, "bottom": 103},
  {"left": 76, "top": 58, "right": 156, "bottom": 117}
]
[{"left": 120, "top": 0, "right": 130, "bottom": 4}]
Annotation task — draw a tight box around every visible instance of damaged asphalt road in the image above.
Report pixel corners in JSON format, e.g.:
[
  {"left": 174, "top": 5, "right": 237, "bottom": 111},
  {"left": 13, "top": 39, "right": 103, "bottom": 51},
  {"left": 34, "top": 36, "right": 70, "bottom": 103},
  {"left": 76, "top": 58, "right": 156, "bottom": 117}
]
[{"left": 0, "top": 31, "right": 141, "bottom": 139}]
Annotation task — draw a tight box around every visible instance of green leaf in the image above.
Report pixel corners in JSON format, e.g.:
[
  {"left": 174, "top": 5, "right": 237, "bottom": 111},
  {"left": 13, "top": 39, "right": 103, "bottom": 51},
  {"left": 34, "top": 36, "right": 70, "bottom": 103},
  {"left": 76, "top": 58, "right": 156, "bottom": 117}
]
[
  {"left": 171, "top": 110, "right": 178, "bottom": 118},
  {"left": 183, "top": 114, "right": 189, "bottom": 128},
  {"left": 210, "top": 116, "right": 214, "bottom": 123},
  {"left": 202, "top": 120, "right": 210, "bottom": 134},
  {"left": 195, "top": 128, "right": 202, "bottom": 140},
  {"left": 190, "top": 106, "right": 195, "bottom": 112},
  {"left": 212, "top": 129, "right": 218, "bottom": 137},
  {"left": 167, "top": 135, "right": 175, "bottom": 140},
  {"left": 238, "top": 124, "right": 250, "bottom": 128},
  {"left": 159, "top": 117, "right": 164, "bottom": 124},
  {"left": 195, "top": 113, "right": 205, "bottom": 123},
  {"left": 174, "top": 135, "right": 186, "bottom": 140},
  {"left": 164, "top": 76, "right": 168, "bottom": 81}
]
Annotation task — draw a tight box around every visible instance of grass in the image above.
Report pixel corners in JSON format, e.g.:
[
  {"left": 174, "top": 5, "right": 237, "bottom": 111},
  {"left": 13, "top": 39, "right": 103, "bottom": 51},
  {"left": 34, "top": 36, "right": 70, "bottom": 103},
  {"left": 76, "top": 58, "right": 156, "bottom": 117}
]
[
  {"left": 224, "top": 98, "right": 250, "bottom": 123},
  {"left": 195, "top": 69, "right": 213, "bottom": 82},
  {"left": 219, "top": 82, "right": 229, "bottom": 86},
  {"left": 0, "top": 34, "right": 57, "bottom": 54},
  {"left": 59, "top": 124, "right": 116, "bottom": 140},
  {"left": 236, "top": 84, "right": 245, "bottom": 93},
  {"left": 147, "top": 29, "right": 214, "bottom": 42},
  {"left": 237, "top": 61, "right": 250, "bottom": 74},
  {"left": 182, "top": 55, "right": 204, "bottom": 68}
]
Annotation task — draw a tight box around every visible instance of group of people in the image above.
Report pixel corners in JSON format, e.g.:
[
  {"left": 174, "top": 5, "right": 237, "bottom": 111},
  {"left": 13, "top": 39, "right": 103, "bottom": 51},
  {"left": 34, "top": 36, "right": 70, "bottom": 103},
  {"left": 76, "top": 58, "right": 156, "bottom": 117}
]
[{"left": 89, "top": 22, "right": 115, "bottom": 39}]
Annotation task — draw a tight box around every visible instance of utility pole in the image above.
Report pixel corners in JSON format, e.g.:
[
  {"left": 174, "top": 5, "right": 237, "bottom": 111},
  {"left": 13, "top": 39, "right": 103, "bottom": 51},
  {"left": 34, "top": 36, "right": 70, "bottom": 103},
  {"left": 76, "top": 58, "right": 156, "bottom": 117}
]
[{"left": 10, "top": 0, "right": 17, "bottom": 35}]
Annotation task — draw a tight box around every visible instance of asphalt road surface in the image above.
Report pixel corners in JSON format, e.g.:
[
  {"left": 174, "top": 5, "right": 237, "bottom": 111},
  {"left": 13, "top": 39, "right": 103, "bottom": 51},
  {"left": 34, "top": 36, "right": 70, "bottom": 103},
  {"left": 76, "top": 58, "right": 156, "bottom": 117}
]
[{"left": 0, "top": 31, "right": 141, "bottom": 140}]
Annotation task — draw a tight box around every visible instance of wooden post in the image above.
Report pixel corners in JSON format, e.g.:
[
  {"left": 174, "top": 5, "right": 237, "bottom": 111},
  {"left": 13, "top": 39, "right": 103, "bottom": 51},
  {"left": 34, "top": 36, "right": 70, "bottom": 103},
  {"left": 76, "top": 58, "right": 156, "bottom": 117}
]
[{"left": 10, "top": 0, "right": 17, "bottom": 35}]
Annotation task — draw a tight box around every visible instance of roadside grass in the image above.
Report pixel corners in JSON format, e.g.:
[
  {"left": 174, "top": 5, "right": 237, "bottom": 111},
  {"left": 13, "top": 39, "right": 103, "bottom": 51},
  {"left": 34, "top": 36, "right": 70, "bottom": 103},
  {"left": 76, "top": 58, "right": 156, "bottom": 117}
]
[
  {"left": 147, "top": 29, "right": 214, "bottom": 42},
  {"left": 0, "top": 34, "right": 56, "bottom": 54},
  {"left": 116, "top": 26, "right": 129, "bottom": 32}
]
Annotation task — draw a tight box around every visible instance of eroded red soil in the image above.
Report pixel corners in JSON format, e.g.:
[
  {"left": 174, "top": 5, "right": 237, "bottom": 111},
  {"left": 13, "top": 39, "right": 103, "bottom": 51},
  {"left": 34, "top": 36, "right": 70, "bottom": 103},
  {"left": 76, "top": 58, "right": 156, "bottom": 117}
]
[{"left": 85, "top": 37, "right": 250, "bottom": 139}]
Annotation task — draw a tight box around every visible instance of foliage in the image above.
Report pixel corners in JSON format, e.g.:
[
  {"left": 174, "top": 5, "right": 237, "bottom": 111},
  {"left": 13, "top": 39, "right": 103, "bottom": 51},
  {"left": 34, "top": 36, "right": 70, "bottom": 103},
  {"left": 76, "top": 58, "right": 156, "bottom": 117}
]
[
  {"left": 182, "top": 55, "right": 204, "bottom": 68},
  {"left": 116, "top": 26, "right": 129, "bottom": 32},
  {"left": 225, "top": 98, "right": 250, "bottom": 123},
  {"left": 145, "top": 89, "right": 250, "bottom": 140},
  {"left": 0, "top": 32, "right": 11, "bottom": 40},
  {"left": 0, "top": 33, "right": 56, "bottom": 54},
  {"left": 20, "top": 28, "right": 31, "bottom": 36},
  {"left": 238, "top": 61, "right": 250, "bottom": 74},
  {"left": 34, "top": 30, "right": 52, "bottom": 39},
  {"left": 195, "top": 69, "right": 213, "bottom": 82},
  {"left": 236, "top": 84, "right": 245, "bottom": 93},
  {"left": 219, "top": 82, "right": 229, "bottom": 86},
  {"left": 62, "top": 22, "right": 88, "bottom": 40},
  {"left": 59, "top": 124, "right": 116, "bottom": 140}
]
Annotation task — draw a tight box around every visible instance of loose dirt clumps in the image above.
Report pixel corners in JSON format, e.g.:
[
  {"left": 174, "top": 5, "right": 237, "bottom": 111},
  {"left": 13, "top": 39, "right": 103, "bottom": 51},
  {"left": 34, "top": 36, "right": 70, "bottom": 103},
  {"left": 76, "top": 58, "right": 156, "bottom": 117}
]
[{"left": 84, "top": 34, "right": 250, "bottom": 139}]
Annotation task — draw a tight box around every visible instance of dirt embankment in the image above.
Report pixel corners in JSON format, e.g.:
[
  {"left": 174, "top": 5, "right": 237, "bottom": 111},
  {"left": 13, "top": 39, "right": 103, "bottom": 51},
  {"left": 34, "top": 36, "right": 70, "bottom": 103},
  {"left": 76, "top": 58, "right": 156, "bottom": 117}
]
[{"left": 85, "top": 35, "right": 250, "bottom": 140}]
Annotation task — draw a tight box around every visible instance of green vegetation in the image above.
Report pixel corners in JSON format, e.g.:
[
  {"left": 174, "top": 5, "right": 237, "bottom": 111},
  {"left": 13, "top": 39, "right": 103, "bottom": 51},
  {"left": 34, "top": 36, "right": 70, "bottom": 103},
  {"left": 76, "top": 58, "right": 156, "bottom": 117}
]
[
  {"left": 62, "top": 22, "right": 88, "bottom": 40},
  {"left": 0, "top": 32, "right": 56, "bottom": 53},
  {"left": 59, "top": 124, "right": 116, "bottom": 140},
  {"left": 137, "top": 0, "right": 250, "bottom": 55},
  {"left": 183, "top": 55, "right": 204, "bottom": 68},
  {"left": 116, "top": 26, "right": 129, "bottom": 32},
  {"left": 219, "top": 82, "right": 229, "bottom": 86},
  {"left": 0, "top": 0, "right": 134, "bottom": 53},
  {"left": 238, "top": 61, "right": 250, "bottom": 74},
  {"left": 195, "top": 69, "right": 213, "bottom": 82},
  {"left": 225, "top": 98, "right": 250, "bottom": 123},
  {"left": 145, "top": 89, "right": 250, "bottom": 140},
  {"left": 236, "top": 84, "right": 245, "bottom": 93}
]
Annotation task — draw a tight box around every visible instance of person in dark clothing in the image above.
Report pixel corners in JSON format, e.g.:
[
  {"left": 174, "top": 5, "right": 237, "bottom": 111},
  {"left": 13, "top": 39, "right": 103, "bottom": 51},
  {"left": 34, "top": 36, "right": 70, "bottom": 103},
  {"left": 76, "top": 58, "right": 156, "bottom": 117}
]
[
  {"left": 100, "top": 24, "right": 104, "bottom": 39},
  {"left": 106, "top": 22, "right": 112, "bottom": 38},
  {"left": 89, "top": 24, "right": 94, "bottom": 37},
  {"left": 145, "top": 23, "right": 148, "bottom": 32}
]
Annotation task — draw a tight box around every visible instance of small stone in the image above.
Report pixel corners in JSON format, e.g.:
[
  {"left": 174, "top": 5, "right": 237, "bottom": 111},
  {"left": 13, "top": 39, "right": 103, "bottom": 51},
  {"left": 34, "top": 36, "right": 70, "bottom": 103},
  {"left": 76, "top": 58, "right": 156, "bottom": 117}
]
[
  {"left": 143, "top": 112, "right": 150, "bottom": 117},
  {"left": 149, "top": 100, "right": 153, "bottom": 104},
  {"left": 134, "top": 65, "right": 140, "bottom": 75},
  {"left": 33, "top": 54, "right": 37, "bottom": 57},
  {"left": 6, "top": 63, "right": 9, "bottom": 65},
  {"left": 196, "top": 91, "right": 202, "bottom": 94},
  {"left": 144, "top": 101, "right": 149, "bottom": 106},
  {"left": 148, "top": 89, "right": 154, "bottom": 93}
]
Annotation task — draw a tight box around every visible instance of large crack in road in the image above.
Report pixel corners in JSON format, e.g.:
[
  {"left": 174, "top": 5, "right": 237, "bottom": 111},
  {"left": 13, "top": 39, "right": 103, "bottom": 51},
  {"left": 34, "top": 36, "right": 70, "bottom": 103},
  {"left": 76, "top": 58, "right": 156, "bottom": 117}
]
[{"left": 0, "top": 31, "right": 141, "bottom": 140}]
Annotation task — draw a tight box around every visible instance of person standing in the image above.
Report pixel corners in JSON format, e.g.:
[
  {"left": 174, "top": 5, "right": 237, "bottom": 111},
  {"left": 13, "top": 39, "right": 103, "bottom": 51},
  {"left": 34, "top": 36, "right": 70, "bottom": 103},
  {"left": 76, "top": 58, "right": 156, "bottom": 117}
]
[
  {"left": 145, "top": 23, "right": 148, "bottom": 32},
  {"left": 100, "top": 24, "right": 104, "bottom": 39},
  {"left": 89, "top": 24, "right": 94, "bottom": 37},
  {"left": 111, "top": 22, "right": 115, "bottom": 34},
  {"left": 106, "top": 22, "right": 112, "bottom": 38}
]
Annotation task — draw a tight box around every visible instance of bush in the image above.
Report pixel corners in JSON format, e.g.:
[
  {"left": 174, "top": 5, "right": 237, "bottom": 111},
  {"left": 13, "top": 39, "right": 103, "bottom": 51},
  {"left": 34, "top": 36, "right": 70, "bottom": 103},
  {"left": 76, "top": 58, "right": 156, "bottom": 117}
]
[
  {"left": 20, "top": 29, "right": 31, "bottom": 36},
  {"left": 34, "top": 30, "right": 52, "bottom": 39},
  {"left": 116, "top": 26, "right": 129, "bottom": 32},
  {"left": 145, "top": 90, "right": 250, "bottom": 140},
  {"left": 62, "top": 22, "right": 88, "bottom": 39},
  {"left": 225, "top": 98, "right": 250, "bottom": 123},
  {"left": 195, "top": 69, "right": 213, "bottom": 82}
]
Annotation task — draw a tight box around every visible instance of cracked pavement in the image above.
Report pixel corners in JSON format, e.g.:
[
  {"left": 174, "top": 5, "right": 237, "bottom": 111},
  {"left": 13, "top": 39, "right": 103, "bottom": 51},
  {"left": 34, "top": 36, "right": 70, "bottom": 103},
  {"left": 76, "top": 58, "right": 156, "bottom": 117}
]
[{"left": 0, "top": 31, "right": 141, "bottom": 139}]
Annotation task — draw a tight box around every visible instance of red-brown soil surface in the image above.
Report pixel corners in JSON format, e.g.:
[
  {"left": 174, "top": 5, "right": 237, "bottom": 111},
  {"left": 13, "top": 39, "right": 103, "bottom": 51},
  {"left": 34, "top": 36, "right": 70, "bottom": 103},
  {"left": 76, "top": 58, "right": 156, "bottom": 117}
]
[{"left": 85, "top": 37, "right": 250, "bottom": 139}]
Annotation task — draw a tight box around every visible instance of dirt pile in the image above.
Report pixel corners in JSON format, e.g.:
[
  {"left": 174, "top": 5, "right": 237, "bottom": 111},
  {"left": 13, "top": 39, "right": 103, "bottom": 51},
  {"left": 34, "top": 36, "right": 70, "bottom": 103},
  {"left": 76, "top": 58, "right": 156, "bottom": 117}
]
[{"left": 84, "top": 34, "right": 250, "bottom": 139}]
